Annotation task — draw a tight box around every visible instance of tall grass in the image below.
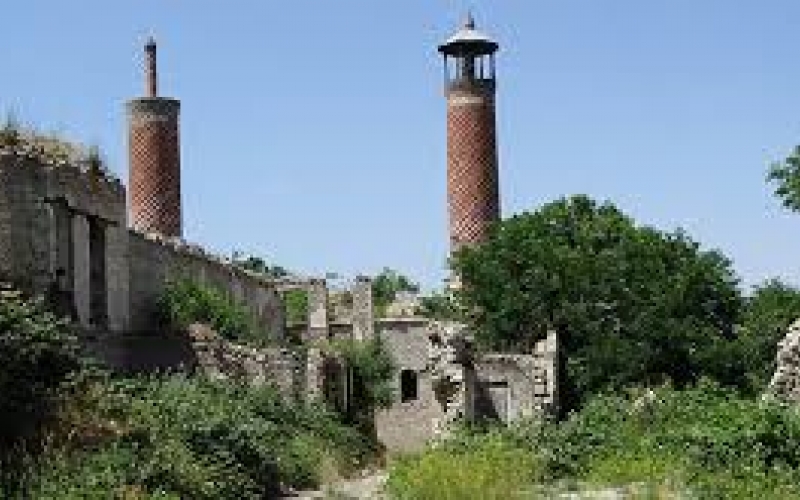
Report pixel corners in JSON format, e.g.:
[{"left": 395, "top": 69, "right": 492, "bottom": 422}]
[
  {"left": 386, "top": 381, "right": 800, "bottom": 499},
  {"left": 23, "top": 374, "right": 377, "bottom": 499}
]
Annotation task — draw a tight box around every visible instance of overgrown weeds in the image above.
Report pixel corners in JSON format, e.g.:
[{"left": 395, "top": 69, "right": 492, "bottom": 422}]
[{"left": 387, "top": 381, "right": 800, "bottom": 499}]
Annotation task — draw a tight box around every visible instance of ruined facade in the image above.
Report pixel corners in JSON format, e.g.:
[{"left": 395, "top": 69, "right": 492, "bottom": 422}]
[
  {"left": 0, "top": 17, "right": 561, "bottom": 453},
  {"left": 0, "top": 146, "right": 284, "bottom": 339}
]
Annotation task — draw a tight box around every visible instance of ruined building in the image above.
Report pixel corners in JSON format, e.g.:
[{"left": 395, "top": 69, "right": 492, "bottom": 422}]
[{"left": 0, "top": 17, "right": 558, "bottom": 453}]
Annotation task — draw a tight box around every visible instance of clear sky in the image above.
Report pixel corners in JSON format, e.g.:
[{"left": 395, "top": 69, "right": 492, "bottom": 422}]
[{"left": 2, "top": 2, "right": 800, "bottom": 291}]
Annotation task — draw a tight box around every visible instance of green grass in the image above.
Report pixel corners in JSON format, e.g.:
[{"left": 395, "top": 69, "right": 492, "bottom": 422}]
[
  {"left": 386, "top": 381, "right": 800, "bottom": 499},
  {"left": 388, "top": 433, "right": 540, "bottom": 500}
]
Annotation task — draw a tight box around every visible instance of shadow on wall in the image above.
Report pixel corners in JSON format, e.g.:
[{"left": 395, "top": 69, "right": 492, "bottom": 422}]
[{"left": 80, "top": 331, "right": 199, "bottom": 375}]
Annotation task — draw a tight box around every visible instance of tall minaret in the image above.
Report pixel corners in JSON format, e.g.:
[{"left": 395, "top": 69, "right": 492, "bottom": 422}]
[
  {"left": 439, "top": 14, "right": 500, "bottom": 252},
  {"left": 126, "top": 37, "right": 183, "bottom": 237}
]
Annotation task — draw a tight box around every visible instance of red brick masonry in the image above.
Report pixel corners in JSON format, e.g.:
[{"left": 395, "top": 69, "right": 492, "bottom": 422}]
[
  {"left": 127, "top": 98, "right": 182, "bottom": 237},
  {"left": 446, "top": 81, "right": 499, "bottom": 251}
]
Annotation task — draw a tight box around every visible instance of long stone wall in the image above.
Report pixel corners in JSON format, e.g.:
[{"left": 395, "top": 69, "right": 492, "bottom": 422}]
[
  {"left": 127, "top": 231, "right": 285, "bottom": 340},
  {"left": 0, "top": 150, "right": 284, "bottom": 341}
]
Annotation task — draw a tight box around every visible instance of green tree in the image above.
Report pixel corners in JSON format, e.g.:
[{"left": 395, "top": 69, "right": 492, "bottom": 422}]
[
  {"left": 737, "top": 279, "right": 800, "bottom": 392},
  {"left": 451, "top": 195, "right": 742, "bottom": 408},
  {"left": 371, "top": 268, "right": 419, "bottom": 317},
  {"left": 231, "top": 252, "right": 290, "bottom": 279},
  {"left": 331, "top": 338, "right": 396, "bottom": 435},
  {"left": 768, "top": 145, "right": 800, "bottom": 212},
  {"left": 418, "top": 291, "right": 461, "bottom": 321}
]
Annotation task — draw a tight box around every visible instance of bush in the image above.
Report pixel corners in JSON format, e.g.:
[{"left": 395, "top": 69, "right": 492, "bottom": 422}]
[
  {"left": 159, "top": 278, "right": 264, "bottom": 344},
  {"left": 28, "top": 374, "right": 376, "bottom": 498},
  {"left": 388, "top": 383, "right": 800, "bottom": 499},
  {"left": 283, "top": 288, "right": 308, "bottom": 326},
  {"left": 328, "top": 338, "right": 396, "bottom": 434},
  {"left": 387, "top": 432, "right": 540, "bottom": 500},
  {"left": 0, "top": 283, "right": 83, "bottom": 492}
]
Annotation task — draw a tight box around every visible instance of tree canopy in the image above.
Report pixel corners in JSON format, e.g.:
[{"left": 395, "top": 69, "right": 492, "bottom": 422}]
[
  {"left": 371, "top": 268, "right": 420, "bottom": 317},
  {"left": 451, "top": 195, "right": 743, "bottom": 406},
  {"left": 768, "top": 145, "right": 800, "bottom": 212}
]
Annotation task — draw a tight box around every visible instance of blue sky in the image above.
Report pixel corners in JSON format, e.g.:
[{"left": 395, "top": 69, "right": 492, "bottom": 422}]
[{"left": 2, "top": 2, "right": 800, "bottom": 291}]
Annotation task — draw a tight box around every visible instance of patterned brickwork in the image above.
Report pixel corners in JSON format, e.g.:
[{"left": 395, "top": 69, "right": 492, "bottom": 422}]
[
  {"left": 446, "top": 83, "right": 499, "bottom": 251},
  {"left": 127, "top": 98, "right": 182, "bottom": 237}
]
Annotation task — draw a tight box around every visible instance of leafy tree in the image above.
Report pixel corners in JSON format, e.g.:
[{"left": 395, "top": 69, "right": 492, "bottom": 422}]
[
  {"left": 451, "top": 195, "right": 742, "bottom": 408},
  {"left": 418, "top": 291, "right": 461, "bottom": 321},
  {"left": 768, "top": 145, "right": 800, "bottom": 212},
  {"left": 737, "top": 279, "right": 800, "bottom": 392},
  {"left": 372, "top": 268, "right": 420, "bottom": 317},
  {"left": 231, "top": 252, "right": 290, "bottom": 279},
  {"left": 330, "top": 338, "right": 396, "bottom": 435}
]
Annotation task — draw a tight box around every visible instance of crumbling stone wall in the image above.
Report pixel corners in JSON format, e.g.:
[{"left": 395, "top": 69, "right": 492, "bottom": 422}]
[
  {"left": 126, "top": 231, "right": 285, "bottom": 340},
  {"left": 375, "top": 319, "right": 559, "bottom": 452},
  {"left": 0, "top": 151, "right": 284, "bottom": 340},
  {"left": 189, "top": 324, "right": 303, "bottom": 398},
  {"left": 375, "top": 318, "right": 445, "bottom": 452},
  {"left": 768, "top": 318, "right": 800, "bottom": 403},
  {"left": 0, "top": 150, "right": 128, "bottom": 331}
]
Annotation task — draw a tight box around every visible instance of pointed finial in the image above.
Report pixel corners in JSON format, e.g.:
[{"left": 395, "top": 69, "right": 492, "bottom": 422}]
[
  {"left": 144, "top": 34, "right": 157, "bottom": 97},
  {"left": 464, "top": 11, "right": 476, "bottom": 30}
]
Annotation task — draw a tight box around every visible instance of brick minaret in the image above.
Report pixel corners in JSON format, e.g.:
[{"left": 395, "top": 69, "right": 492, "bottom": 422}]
[
  {"left": 126, "top": 37, "right": 182, "bottom": 237},
  {"left": 439, "top": 14, "right": 500, "bottom": 252}
]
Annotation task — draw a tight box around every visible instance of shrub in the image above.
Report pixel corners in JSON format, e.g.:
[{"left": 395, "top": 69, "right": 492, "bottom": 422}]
[
  {"left": 387, "top": 432, "right": 540, "bottom": 500},
  {"left": 28, "top": 374, "right": 376, "bottom": 498},
  {"left": 0, "top": 283, "right": 83, "bottom": 492},
  {"left": 388, "top": 382, "right": 800, "bottom": 499},
  {"left": 158, "top": 278, "right": 264, "bottom": 344},
  {"left": 328, "top": 338, "right": 396, "bottom": 433},
  {"left": 283, "top": 288, "right": 308, "bottom": 326}
]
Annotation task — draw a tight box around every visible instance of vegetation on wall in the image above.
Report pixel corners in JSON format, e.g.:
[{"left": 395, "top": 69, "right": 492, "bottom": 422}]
[
  {"left": 283, "top": 288, "right": 309, "bottom": 325},
  {"left": 328, "top": 338, "right": 396, "bottom": 434},
  {"left": 158, "top": 277, "right": 265, "bottom": 344},
  {"left": 231, "top": 252, "right": 291, "bottom": 279},
  {"left": 230, "top": 253, "right": 309, "bottom": 325},
  {"left": 371, "top": 268, "right": 420, "bottom": 317},
  {"left": 0, "top": 113, "right": 111, "bottom": 177}
]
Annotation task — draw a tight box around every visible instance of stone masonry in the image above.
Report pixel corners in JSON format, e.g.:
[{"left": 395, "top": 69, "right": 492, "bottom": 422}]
[{"left": 768, "top": 318, "right": 800, "bottom": 403}]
